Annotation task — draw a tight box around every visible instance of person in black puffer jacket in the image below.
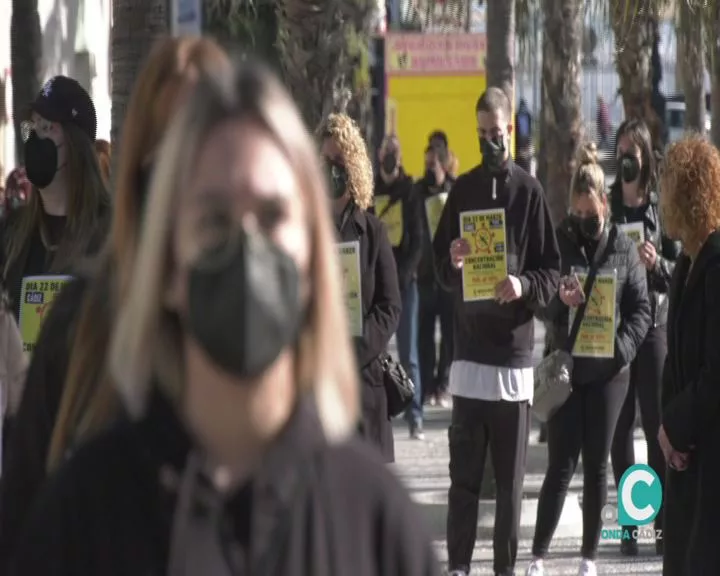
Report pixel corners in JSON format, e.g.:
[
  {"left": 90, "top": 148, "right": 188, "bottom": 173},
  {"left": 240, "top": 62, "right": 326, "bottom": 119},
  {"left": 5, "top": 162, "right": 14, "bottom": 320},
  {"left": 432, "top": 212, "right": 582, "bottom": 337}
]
[
  {"left": 608, "top": 118, "right": 681, "bottom": 557},
  {"left": 526, "top": 143, "right": 650, "bottom": 576}
]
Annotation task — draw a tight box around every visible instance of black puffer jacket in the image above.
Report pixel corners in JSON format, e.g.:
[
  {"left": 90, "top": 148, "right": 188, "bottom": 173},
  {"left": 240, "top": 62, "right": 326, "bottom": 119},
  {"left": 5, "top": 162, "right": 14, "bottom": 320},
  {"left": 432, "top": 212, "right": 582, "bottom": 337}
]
[
  {"left": 537, "top": 219, "right": 651, "bottom": 386},
  {"left": 610, "top": 185, "right": 682, "bottom": 326}
]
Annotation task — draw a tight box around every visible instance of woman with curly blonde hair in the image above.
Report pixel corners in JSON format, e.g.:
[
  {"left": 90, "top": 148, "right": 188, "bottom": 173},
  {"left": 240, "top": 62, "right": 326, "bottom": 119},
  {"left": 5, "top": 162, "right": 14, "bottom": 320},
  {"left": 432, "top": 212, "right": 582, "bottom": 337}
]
[
  {"left": 657, "top": 135, "right": 720, "bottom": 576},
  {"left": 320, "top": 113, "right": 401, "bottom": 462}
]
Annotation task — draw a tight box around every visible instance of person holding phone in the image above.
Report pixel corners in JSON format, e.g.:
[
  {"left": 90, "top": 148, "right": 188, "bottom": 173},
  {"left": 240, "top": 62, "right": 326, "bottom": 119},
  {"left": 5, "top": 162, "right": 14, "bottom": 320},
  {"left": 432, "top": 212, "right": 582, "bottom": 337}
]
[{"left": 526, "top": 143, "right": 651, "bottom": 576}]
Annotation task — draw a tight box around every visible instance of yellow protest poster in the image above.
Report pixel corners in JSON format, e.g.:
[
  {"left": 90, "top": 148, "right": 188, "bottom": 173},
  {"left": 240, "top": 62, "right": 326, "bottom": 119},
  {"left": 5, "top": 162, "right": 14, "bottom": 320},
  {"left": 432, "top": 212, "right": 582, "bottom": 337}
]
[
  {"left": 375, "top": 195, "right": 403, "bottom": 247},
  {"left": 459, "top": 208, "right": 508, "bottom": 301},
  {"left": 19, "top": 275, "right": 72, "bottom": 354},
  {"left": 337, "top": 241, "right": 363, "bottom": 337},
  {"left": 425, "top": 192, "right": 448, "bottom": 239},
  {"left": 569, "top": 268, "right": 617, "bottom": 359},
  {"left": 617, "top": 222, "right": 645, "bottom": 246}
]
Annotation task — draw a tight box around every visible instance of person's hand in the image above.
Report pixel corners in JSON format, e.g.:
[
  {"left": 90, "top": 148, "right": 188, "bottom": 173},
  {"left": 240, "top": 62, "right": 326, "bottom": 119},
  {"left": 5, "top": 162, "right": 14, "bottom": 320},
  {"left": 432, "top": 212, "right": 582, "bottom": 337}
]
[
  {"left": 558, "top": 275, "right": 585, "bottom": 307},
  {"left": 639, "top": 241, "right": 657, "bottom": 270},
  {"left": 658, "top": 425, "right": 690, "bottom": 471},
  {"left": 450, "top": 238, "right": 471, "bottom": 269},
  {"left": 495, "top": 275, "right": 522, "bottom": 304}
]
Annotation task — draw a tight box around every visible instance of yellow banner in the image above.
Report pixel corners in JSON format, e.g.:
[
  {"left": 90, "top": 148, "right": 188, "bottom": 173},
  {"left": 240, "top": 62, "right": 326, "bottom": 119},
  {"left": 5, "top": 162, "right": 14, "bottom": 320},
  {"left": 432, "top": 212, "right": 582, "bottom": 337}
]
[
  {"left": 617, "top": 222, "right": 645, "bottom": 246},
  {"left": 570, "top": 269, "right": 617, "bottom": 359},
  {"left": 19, "top": 275, "right": 72, "bottom": 354},
  {"left": 375, "top": 195, "right": 403, "bottom": 247},
  {"left": 337, "top": 241, "right": 363, "bottom": 337},
  {"left": 385, "top": 33, "right": 486, "bottom": 77},
  {"left": 460, "top": 208, "right": 508, "bottom": 301},
  {"left": 425, "top": 192, "right": 448, "bottom": 239}
]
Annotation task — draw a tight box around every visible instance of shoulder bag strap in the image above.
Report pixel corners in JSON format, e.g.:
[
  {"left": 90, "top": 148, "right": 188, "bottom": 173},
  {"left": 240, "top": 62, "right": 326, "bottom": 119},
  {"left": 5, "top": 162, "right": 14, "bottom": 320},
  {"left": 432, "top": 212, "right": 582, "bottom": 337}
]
[{"left": 564, "top": 227, "right": 612, "bottom": 353}]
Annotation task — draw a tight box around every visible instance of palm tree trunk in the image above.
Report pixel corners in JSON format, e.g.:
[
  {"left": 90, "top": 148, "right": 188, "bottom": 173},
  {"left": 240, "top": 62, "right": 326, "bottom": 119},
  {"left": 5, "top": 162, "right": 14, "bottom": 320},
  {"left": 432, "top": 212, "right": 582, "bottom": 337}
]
[
  {"left": 10, "top": 0, "right": 43, "bottom": 163},
  {"left": 537, "top": 0, "right": 583, "bottom": 228},
  {"left": 111, "top": 0, "right": 168, "bottom": 150},
  {"left": 711, "top": 1, "right": 720, "bottom": 147},
  {"left": 275, "top": 1, "right": 373, "bottom": 132},
  {"left": 679, "top": 1, "right": 705, "bottom": 132},
  {"left": 486, "top": 0, "right": 515, "bottom": 101},
  {"left": 611, "top": 2, "right": 663, "bottom": 149}
]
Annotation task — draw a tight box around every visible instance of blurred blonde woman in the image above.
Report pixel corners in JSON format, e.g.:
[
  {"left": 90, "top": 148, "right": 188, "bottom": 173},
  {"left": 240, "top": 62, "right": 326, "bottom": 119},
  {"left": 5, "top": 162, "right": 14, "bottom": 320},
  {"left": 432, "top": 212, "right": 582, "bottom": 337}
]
[
  {"left": 0, "top": 37, "right": 230, "bottom": 568},
  {"left": 321, "top": 114, "right": 401, "bottom": 461},
  {"left": 658, "top": 136, "right": 720, "bottom": 576},
  {"left": 527, "top": 143, "right": 650, "bottom": 576},
  {"left": 14, "top": 62, "right": 438, "bottom": 575}
]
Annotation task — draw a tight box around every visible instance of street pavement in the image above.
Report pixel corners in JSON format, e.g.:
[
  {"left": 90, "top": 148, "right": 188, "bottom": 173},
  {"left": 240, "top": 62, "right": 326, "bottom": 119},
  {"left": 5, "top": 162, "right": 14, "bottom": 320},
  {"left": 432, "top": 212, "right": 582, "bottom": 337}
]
[{"left": 389, "top": 320, "right": 663, "bottom": 575}]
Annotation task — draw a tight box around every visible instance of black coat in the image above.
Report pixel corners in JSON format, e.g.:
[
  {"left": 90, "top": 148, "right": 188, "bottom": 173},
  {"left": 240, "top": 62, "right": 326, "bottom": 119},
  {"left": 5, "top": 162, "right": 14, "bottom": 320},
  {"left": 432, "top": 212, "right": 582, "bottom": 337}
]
[
  {"left": 661, "top": 230, "right": 720, "bottom": 575},
  {"left": 538, "top": 220, "right": 651, "bottom": 386},
  {"left": 373, "top": 170, "right": 423, "bottom": 290},
  {"left": 11, "top": 393, "right": 440, "bottom": 576},
  {"left": 610, "top": 186, "right": 682, "bottom": 326},
  {"left": 336, "top": 205, "right": 401, "bottom": 462}
]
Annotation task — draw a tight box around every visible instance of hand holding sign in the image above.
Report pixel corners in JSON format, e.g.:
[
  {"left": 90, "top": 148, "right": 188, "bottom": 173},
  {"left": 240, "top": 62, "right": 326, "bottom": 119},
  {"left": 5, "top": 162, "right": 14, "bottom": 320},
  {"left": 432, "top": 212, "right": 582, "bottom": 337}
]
[
  {"left": 638, "top": 241, "right": 657, "bottom": 270},
  {"left": 494, "top": 275, "right": 522, "bottom": 304},
  {"left": 559, "top": 274, "right": 585, "bottom": 307},
  {"left": 450, "top": 238, "right": 471, "bottom": 269}
]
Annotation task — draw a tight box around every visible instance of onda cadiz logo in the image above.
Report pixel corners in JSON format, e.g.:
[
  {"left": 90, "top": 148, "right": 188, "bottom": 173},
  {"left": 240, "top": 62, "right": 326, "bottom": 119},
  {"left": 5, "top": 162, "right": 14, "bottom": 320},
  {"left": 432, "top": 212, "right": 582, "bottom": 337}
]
[{"left": 601, "top": 464, "right": 663, "bottom": 541}]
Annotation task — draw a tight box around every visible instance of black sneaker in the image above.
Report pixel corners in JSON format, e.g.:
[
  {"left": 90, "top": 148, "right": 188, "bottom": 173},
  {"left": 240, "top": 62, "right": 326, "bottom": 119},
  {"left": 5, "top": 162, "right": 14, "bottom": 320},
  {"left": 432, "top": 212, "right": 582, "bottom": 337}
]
[{"left": 620, "top": 537, "right": 639, "bottom": 556}]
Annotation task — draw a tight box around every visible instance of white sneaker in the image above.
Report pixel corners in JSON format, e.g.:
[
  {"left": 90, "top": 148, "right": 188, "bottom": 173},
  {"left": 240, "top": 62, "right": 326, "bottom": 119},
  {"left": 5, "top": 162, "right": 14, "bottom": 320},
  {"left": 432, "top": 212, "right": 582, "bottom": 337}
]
[
  {"left": 578, "top": 559, "right": 596, "bottom": 576},
  {"left": 526, "top": 559, "right": 544, "bottom": 576}
]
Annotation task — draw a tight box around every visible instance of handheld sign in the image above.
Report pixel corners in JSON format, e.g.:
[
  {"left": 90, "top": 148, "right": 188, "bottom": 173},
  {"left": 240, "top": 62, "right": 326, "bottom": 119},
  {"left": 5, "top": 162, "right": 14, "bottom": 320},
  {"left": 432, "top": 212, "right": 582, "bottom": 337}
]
[
  {"left": 569, "top": 267, "right": 617, "bottom": 359},
  {"left": 425, "top": 193, "right": 448, "bottom": 239},
  {"left": 617, "top": 222, "right": 645, "bottom": 246},
  {"left": 375, "top": 195, "right": 404, "bottom": 247},
  {"left": 460, "top": 208, "right": 508, "bottom": 301},
  {"left": 337, "top": 242, "right": 363, "bottom": 337},
  {"left": 19, "top": 275, "right": 72, "bottom": 355}
]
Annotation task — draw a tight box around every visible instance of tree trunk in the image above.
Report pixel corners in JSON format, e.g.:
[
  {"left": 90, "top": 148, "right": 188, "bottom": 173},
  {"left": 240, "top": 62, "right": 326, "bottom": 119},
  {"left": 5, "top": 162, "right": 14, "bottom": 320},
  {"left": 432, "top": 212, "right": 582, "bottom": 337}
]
[
  {"left": 679, "top": 1, "right": 705, "bottom": 132},
  {"left": 275, "top": 1, "right": 373, "bottom": 133},
  {"left": 111, "top": 0, "right": 168, "bottom": 151},
  {"left": 537, "top": 0, "right": 583, "bottom": 228},
  {"left": 611, "top": 3, "right": 663, "bottom": 149},
  {"left": 10, "top": 0, "right": 43, "bottom": 163},
  {"left": 711, "top": 1, "right": 720, "bottom": 147},
  {"left": 486, "top": 0, "right": 515, "bottom": 103}
]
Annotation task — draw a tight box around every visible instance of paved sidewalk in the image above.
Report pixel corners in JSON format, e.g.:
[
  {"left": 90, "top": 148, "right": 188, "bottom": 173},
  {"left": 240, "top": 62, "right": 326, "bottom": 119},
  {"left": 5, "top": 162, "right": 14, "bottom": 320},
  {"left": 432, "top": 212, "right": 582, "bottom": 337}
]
[{"left": 392, "top": 409, "right": 663, "bottom": 575}]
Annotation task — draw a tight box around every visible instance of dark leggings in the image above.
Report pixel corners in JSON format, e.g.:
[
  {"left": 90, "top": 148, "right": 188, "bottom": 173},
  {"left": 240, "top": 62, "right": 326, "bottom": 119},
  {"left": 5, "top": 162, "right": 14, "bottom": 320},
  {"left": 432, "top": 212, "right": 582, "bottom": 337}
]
[
  {"left": 610, "top": 325, "right": 667, "bottom": 535},
  {"left": 532, "top": 369, "right": 630, "bottom": 559}
]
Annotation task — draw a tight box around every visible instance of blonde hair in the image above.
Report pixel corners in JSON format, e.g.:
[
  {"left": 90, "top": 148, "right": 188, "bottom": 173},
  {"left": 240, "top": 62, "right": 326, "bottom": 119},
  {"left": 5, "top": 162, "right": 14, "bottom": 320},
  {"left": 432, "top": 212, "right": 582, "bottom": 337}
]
[
  {"left": 660, "top": 134, "right": 720, "bottom": 257},
  {"left": 320, "top": 114, "right": 374, "bottom": 210},
  {"left": 108, "top": 62, "right": 359, "bottom": 442},
  {"left": 570, "top": 142, "right": 606, "bottom": 210}
]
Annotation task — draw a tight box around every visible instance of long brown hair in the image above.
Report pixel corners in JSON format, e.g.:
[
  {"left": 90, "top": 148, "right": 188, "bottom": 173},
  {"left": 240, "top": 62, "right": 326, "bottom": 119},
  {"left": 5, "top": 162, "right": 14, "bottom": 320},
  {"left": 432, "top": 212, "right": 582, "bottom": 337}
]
[
  {"left": 47, "top": 37, "right": 230, "bottom": 471},
  {"left": 2, "top": 124, "right": 110, "bottom": 277},
  {"left": 94, "top": 139, "right": 111, "bottom": 186}
]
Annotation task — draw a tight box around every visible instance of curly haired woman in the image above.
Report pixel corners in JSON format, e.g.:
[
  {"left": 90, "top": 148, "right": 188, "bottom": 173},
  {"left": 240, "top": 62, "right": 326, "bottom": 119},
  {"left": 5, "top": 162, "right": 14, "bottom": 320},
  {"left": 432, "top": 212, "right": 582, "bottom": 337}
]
[
  {"left": 320, "top": 113, "right": 401, "bottom": 462},
  {"left": 658, "top": 135, "right": 720, "bottom": 576}
]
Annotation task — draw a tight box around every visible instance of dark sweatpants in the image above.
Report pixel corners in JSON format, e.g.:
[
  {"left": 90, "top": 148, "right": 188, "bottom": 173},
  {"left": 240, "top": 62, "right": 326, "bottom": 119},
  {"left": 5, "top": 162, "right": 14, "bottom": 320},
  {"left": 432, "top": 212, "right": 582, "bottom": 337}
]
[
  {"left": 611, "top": 325, "right": 667, "bottom": 536},
  {"left": 532, "top": 369, "right": 629, "bottom": 559},
  {"left": 662, "top": 465, "right": 697, "bottom": 576},
  {"left": 418, "top": 282, "right": 453, "bottom": 400},
  {"left": 446, "top": 397, "right": 530, "bottom": 576}
]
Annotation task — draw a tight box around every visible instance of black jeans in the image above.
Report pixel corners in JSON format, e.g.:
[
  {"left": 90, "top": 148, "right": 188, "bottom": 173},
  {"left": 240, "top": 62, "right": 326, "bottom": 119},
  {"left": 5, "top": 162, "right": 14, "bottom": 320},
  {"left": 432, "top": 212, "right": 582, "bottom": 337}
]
[
  {"left": 446, "top": 397, "right": 530, "bottom": 576},
  {"left": 663, "top": 465, "right": 697, "bottom": 576},
  {"left": 532, "top": 369, "right": 629, "bottom": 559},
  {"left": 418, "top": 281, "right": 453, "bottom": 399},
  {"left": 610, "top": 325, "right": 667, "bottom": 536}
]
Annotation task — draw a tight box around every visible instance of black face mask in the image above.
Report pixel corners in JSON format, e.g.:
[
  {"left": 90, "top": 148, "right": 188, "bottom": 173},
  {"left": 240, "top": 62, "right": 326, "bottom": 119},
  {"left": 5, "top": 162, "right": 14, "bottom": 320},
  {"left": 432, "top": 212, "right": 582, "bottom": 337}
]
[
  {"left": 326, "top": 161, "right": 348, "bottom": 199},
  {"left": 187, "top": 228, "right": 303, "bottom": 379},
  {"left": 381, "top": 152, "right": 398, "bottom": 175},
  {"left": 25, "top": 132, "right": 59, "bottom": 189},
  {"left": 574, "top": 214, "right": 602, "bottom": 239},
  {"left": 480, "top": 135, "right": 507, "bottom": 172},
  {"left": 424, "top": 168, "right": 437, "bottom": 188},
  {"left": 620, "top": 153, "right": 640, "bottom": 183}
]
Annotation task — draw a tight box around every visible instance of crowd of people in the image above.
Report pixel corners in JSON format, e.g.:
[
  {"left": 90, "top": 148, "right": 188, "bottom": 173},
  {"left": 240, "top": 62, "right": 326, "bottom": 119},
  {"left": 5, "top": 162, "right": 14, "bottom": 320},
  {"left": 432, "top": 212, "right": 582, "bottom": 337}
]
[{"left": 0, "top": 35, "right": 717, "bottom": 576}]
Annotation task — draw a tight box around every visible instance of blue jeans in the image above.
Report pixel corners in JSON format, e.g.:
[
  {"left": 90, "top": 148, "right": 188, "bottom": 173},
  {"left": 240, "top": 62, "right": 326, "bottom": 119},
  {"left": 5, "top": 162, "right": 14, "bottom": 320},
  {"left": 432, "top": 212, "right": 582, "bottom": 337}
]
[{"left": 397, "top": 280, "right": 422, "bottom": 426}]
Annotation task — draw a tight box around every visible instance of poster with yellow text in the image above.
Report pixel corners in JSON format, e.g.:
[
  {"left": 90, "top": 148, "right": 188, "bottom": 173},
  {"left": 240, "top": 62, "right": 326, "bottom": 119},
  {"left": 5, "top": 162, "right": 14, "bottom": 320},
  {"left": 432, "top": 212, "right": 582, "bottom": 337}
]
[
  {"left": 19, "top": 275, "right": 72, "bottom": 355},
  {"left": 569, "top": 268, "right": 617, "bottom": 359},
  {"left": 460, "top": 208, "right": 508, "bottom": 301},
  {"left": 617, "top": 222, "right": 645, "bottom": 247},
  {"left": 375, "top": 195, "right": 403, "bottom": 247},
  {"left": 425, "top": 192, "right": 448, "bottom": 239},
  {"left": 337, "top": 242, "right": 363, "bottom": 337}
]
